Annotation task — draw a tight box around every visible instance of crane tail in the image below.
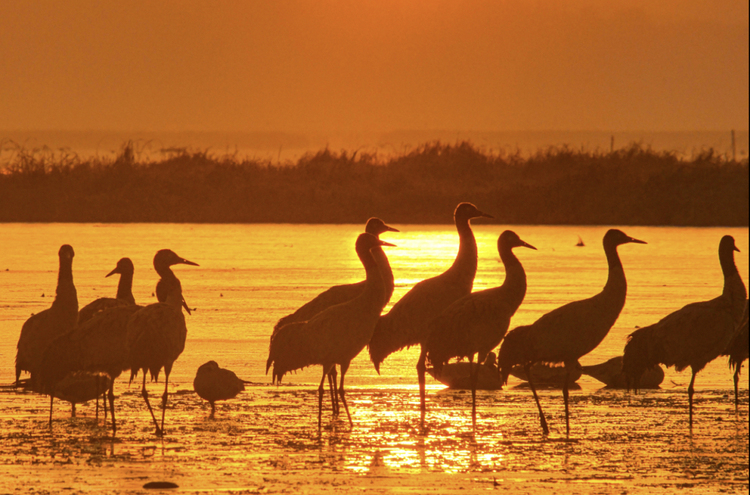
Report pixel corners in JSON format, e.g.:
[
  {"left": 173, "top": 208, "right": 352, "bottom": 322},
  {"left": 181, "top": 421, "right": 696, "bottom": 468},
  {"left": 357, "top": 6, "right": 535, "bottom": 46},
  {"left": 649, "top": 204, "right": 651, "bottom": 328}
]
[{"left": 622, "top": 326, "right": 660, "bottom": 392}]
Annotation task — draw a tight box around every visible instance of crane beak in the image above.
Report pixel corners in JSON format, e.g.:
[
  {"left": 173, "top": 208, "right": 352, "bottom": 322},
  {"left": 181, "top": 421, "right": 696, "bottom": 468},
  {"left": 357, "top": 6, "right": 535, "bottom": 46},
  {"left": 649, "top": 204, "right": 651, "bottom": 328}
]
[
  {"left": 178, "top": 257, "right": 200, "bottom": 267},
  {"left": 628, "top": 237, "right": 647, "bottom": 245},
  {"left": 380, "top": 241, "right": 397, "bottom": 248},
  {"left": 383, "top": 224, "right": 400, "bottom": 233},
  {"left": 105, "top": 266, "right": 120, "bottom": 277},
  {"left": 522, "top": 241, "right": 537, "bottom": 250}
]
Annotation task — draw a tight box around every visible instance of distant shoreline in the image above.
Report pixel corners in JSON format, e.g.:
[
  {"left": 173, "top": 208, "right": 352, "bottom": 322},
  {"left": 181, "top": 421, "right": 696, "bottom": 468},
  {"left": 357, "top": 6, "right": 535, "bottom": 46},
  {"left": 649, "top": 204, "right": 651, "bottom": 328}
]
[{"left": 2, "top": 129, "right": 748, "bottom": 163}]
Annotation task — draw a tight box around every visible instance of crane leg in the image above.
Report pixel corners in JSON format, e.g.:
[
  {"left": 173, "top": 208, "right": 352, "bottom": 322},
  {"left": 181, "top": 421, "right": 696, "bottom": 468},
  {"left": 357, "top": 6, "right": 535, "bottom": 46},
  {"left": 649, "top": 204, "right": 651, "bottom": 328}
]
[
  {"left": 49, "top": 392, "right": 55, "bottom": 428},
  {"left": 329, "top": 367, "right": 339, "bottom": 417},
  {"left": 140, "top": 372, "right": 163, "bottom": 436},
  {"left": 734, "top": 367, "right": 740, "bottom": 412},
  {"left": 687, "top": 370, "right": 696, "bottom": 430},
  {"left": 160, "top": 373, "right": 171, "bottom": 434},
  {"left": 469, "top": 355, "right": 478, "bottom": 433},
  {"left": 417, "top": 347, "right": 428, "bottom": 433},
  {"left": 108, "top": 382, "right": 117, "bottom": 435},
  {"left": 562, "top": 367, "right": 571, "bottom": 437},
  {"left": 338, "top": 362, "right": 353, "bottom": 429},
  {"left": 210, "top": 402, "right": 216, "bottom": 419},
  {"left": 71, "top": 403, "right": 76, "bottom": 418},
  {"left": 525, "top": 364, "right": 549, "bottom": 435},
  {"left": 317, "top": 368, "right": 328, "bottom": 437}
]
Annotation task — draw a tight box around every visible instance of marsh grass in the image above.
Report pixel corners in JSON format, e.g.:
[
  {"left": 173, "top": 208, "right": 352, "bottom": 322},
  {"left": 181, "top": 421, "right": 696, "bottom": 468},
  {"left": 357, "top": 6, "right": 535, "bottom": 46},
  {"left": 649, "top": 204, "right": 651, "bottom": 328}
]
[{"left": 0, "top": 140, "right": 746, "bottom": 225}]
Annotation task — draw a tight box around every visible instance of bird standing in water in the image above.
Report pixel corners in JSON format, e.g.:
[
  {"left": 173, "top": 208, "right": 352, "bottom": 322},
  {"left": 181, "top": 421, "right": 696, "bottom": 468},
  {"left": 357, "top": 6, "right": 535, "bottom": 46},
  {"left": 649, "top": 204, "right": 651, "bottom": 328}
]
[
  {"left": 423, "top": 230, "right": 536, "bottom": 432},
  {"left": 78, "top": 257, "right": 136, "bottom": 324},
  {"left": 499, "top": 229, "right": 646, "bottom": 436},
  {"left": 193, "top": 361, "right": 250, "bottom": 418},
  {"left": 623, "top": 236, "right": 746, "bottom": 428},
  {"left": 367, "top": 202, "right": 492, "bottom": 430},
  {"left": 267, "top": 233, "right": 394, "bottom": 435},
  {"left": 126, "top": 249, "right": 198, "bottom": 436}
]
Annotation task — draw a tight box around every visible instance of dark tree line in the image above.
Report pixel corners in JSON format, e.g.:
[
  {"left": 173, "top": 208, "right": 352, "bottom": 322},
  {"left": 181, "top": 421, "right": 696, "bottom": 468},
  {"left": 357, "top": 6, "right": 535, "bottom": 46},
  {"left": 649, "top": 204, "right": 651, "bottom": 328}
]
[{"left": 0, "top": 141, "right": 747, "bottom": 226}]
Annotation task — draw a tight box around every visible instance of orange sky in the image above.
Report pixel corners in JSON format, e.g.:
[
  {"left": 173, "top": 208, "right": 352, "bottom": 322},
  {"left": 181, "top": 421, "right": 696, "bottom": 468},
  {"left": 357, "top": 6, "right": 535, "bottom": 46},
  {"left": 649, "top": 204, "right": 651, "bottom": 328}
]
[{"left": 1, "top": 0, "right": 747, "bottom": 133}]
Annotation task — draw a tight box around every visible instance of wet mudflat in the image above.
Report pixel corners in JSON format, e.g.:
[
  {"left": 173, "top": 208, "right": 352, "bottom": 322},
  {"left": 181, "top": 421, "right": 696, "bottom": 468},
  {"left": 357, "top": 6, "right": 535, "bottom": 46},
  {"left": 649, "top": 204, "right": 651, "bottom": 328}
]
[{"left": 0, "top": 381, "right": 746, "bottom": 494}]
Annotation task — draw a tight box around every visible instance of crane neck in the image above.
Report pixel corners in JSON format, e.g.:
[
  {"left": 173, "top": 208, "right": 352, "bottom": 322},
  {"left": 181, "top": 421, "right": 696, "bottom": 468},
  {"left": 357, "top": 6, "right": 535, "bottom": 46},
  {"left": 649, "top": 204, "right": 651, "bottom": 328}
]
[
  {"left": 52, "top": 255, "right": 78, "bottom": 311},
  {"left": 370, "top": 246, "right": 394, "bottom": 309},
  {"left": 499, "top": 245, "right": 527, "bottom": 310},
  {"left": 720, "top": 249, "right": 747, "bottom": 322},
  {"left": 116, "top": 270, "right": 136, "bottom": 305},
  {"left": 449, "top": 216, "right": 478, "bottom": 278},
  {"left": 602, "top": 242, "right": 627, "bottom": 301},
  {"left": 155, "top": 267, "right": 178, "bottom": 303}
]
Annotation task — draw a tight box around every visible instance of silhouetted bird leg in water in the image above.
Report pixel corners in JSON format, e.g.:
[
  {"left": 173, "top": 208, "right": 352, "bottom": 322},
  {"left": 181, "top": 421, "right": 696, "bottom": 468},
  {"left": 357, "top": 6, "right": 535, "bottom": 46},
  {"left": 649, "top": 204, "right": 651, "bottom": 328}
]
[
  {"left": 329, "top": 368, "right": 339, "bottom": 417},
  {"left": 469, "top": 355, "right": 478, "bottom": 433},
  {"left": 688, "top": 369, "right": 697, "bottom": 430},
  {"left": 317, "top": 367, "right": 332, "bottom": 436},
  {"left": 733, "top": 366, "right": 741, "bottom": 411},
  {"left": 160, "top": 365, "right": 173, "bottom": 434},
  {"left": 140, "top": 373, "right": 163, "bottom": 436},
  {"left": 417, "top": 347, "right": 428, "bottom": 432},
  {"left": 48, "top": 392, "right": 55, "bottom": 427},
  {"left": 107, "top": 383, "right": 117, "bottom": 433},
  {"left": 338, "top": 362, "right": 353, "bottom": 429},
  {"left": 562, "top": 365, "right": 573, "bottom": 437},
  {"left": 525, "top": 363, "right": 549, "bottom": 435}
]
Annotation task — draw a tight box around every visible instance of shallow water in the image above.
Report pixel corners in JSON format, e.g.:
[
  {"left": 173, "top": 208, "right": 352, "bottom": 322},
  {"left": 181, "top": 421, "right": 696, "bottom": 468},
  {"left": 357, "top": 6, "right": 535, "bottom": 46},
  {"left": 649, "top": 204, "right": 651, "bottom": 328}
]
[{"left": 0, "top": 223, "right": 747, "bottom": 493}]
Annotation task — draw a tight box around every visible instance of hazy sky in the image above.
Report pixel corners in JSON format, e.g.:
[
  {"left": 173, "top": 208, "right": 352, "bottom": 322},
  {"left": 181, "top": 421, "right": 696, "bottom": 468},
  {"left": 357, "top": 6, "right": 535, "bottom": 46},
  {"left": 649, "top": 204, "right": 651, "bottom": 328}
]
[{"left": 1, "top": 0, "right": 748, "bottom": 133}]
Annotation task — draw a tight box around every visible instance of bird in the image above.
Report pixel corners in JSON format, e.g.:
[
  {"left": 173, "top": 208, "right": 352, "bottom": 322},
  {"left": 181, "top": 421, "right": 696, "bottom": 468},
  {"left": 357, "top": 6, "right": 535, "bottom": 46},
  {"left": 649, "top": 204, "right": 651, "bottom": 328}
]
[
  {"left": 427, "top": 351, "right": 502, "bottom": 390},
  {"left": 267, "top": 233, "right": 394, "bottom": 435},
  {"left": 367, "top": 202, "right": 492, "bottom": 429},
  {"left": 193, "top": 361, "right": 250, "bottom": 418},
  {"left": 126, "top": 249, "right": 198, "bottom": 436},
  {"left": 273, "top": 217, "right": 398, "bottom": 414},
  {"left": 38, "top": 302, "right": 141, "bottom": 431},
  {"left": 78, "top": 257, "right": 136, "bottom": 324},
  {"left": 723, "top": 299, "right": 748, "bottom": 409},
  {"left": 422, "top": 230, "right": 536, "bottom": 431},
  {"left": 498, "top": 229, "right": 646, "bottom": 436},
  {"left": 581, "top": 355, "right": 663, "bottom": 389},
  {"left": 510, "top": 361, "right": 584, "bottom": 388},
  {"left": 623, "top": 236, "right": 747, "bottom": 428},
  {"left": 15, "top": 245, "right": 79, "bottom": 388}
]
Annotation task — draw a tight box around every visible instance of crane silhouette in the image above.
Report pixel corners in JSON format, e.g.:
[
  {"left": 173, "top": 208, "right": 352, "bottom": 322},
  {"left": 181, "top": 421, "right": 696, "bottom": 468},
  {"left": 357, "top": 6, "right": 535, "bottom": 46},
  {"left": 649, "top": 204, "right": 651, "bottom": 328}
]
[
  {"left": 581, "top": 355, "right": 664, "bottom": 389},
  {"left": 422, "top": 230, "right": 536, "bottom": 432},
  {"left": 724, "top": 299, "right": 748, "bottom": 409},
  {"left": 16, "top": 245, "right": 78, "bottom": 389},
  {"left": 267, "top": 233, "right": 394, "bottom": 435},
  {"left": 39, "top": 303, "right": 141, "bottom": 431},
  {"left": 367, "top": 202, "right": 492, "bottom": 429},
  {"left": 193, "top": 360, "right": 251, "bottom": 418},
  {"left": 498, "top": 229, "right": 646, "bottom": 436},
  {"left": 273, "top": 217, "right": 398, "bottom": 415},
  {"left": 78, "top": 257, "right": 136, "bottom": 324},
  {"left": 623, "top": 236, "right": 747, "bottom": 428},
  {"left": 126, "top": 249, "right": 198, "bottom": 436}
]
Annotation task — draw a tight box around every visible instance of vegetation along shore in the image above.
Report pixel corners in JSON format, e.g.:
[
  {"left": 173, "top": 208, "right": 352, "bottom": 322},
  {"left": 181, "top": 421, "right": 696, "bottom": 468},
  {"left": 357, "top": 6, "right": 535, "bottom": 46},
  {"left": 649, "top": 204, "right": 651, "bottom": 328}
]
[{"left": 0, "top": 140, "right": 747, "bottom": 226}]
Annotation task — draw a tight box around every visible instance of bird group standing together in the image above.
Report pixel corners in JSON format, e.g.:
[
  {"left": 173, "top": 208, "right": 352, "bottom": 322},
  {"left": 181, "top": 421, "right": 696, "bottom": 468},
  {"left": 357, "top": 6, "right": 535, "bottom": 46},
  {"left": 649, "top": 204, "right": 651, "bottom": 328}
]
[{"left": 13, "top": 202, "right": 748, "bottom": 439}]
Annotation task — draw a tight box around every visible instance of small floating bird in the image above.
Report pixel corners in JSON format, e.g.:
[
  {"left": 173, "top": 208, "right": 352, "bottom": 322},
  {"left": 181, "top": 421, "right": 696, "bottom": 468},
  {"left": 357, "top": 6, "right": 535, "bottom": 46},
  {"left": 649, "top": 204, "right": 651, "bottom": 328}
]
[
  {"left": 368, "top": 202, "right": 492, "bottom": 429},
  {"left": 723, "top": 300, "right": 749, "bottom": 409},
  {"left": 498, "top": 229, "right": 646, "bottom": 436},
  {"left": 581, "top": 355, "right": 663, "bottom": 389},
  {"left": 193, "top": 361, "right": 250, "bottom": 418},
  {"left": 16, "top": 245, "right": 79, "bottom": 388},
  {"left": 267, "top": 233, "right": 393, "bottom": 435},
  {"left": 623, "top": 236, "right": 747, "bottom": 428},
  {"left": 126, "top": 249, "right": 198, "bottom": 436},
  {"left": 78, "top": 257, "right": 136, "bottom": 324},
  {"left": 423, "top": 230, "right": 535, "bottom": 431},
  {"left": 273, "top": 217, "right": 398, "bottom": 414}
]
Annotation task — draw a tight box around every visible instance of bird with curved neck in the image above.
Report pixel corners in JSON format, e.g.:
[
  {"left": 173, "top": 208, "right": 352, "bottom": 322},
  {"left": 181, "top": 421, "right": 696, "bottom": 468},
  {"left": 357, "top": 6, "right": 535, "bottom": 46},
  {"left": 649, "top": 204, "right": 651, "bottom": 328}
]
[
  {"left": 623, "top": 235, "right": 746, "bottom": 428},
  {"left": 16, "top": 245, "right": 79, "bottom": 388},
  {"left": 423, "top": 230, "right": 536, "bottom": 431},
  {"left": 368, "top": 203, "right": 493, "bottom": 371},
  {"left": 154, "top": 249, "right": 198, "bottom": 314},
  {"left": 267, "top": 233, "right": 394, "bottom": 435},
  {"left": 78, "top": 257, "right": 136, "bottom": 324},
  {"left": 499, "top": 229, "right": 646, "bottom": 436},
  {"left": 126, "top": 249, "right": 198, "bottom": 436}
]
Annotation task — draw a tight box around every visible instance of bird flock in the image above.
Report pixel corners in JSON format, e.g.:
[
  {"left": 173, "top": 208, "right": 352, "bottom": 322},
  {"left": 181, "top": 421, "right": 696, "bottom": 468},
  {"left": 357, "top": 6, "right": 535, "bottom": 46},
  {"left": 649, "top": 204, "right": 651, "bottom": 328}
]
[{"left": 11, "top": 202, "right": 749, "bottom": 438}]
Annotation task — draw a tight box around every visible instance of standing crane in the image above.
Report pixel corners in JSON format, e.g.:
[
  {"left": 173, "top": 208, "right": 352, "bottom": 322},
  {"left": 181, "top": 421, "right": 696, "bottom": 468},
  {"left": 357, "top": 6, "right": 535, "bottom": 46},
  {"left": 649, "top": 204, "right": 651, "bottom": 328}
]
[
  {"left": 367, "top": 203, "right": 492, "bottom": 429},
  {"left": 499, "top": 229, "right": 646, "bottom": 436},
  {"left": 623, "top": 236, "right": 746, "bottom": 427},
  {"left": 423, "top": 230, "right": 536, "bottom": 432},
  {"left": 78, "top": 257, "right": 136, "bottom": 324},
  {"left": 126, "top": 249, "right": 198, "bottom": 436},
  {"left": 267, "top": 233, "right": 394, "bottom": 435}
]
